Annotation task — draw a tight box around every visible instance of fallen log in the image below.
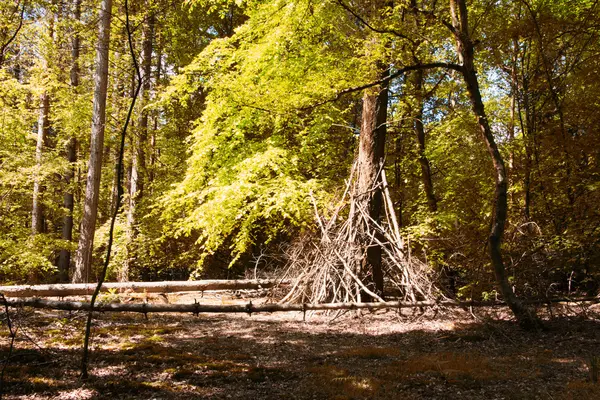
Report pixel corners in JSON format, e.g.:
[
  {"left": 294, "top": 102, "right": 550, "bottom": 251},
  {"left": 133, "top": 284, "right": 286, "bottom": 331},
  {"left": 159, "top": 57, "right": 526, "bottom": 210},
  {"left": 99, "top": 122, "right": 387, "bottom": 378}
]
[
  {"left": 4, "top": 297, "right": 599, "bottom": 314},
  {"left": 0, "top": 279, "right": 283, "bottom": 298}
]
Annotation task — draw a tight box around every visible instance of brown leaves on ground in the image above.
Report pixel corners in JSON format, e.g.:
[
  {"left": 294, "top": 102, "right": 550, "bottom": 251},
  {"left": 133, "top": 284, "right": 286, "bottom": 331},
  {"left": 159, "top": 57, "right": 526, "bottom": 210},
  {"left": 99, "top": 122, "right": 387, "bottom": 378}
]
[{"left": 1, "top": 295, "right": 600, "bottom": 399}]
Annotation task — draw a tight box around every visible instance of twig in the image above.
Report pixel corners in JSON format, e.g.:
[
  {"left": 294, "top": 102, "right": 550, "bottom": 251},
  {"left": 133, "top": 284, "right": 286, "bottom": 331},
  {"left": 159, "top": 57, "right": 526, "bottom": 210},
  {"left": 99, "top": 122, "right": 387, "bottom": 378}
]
[{"left": 0, "top": 294, "right": 17, "bottom": 400}]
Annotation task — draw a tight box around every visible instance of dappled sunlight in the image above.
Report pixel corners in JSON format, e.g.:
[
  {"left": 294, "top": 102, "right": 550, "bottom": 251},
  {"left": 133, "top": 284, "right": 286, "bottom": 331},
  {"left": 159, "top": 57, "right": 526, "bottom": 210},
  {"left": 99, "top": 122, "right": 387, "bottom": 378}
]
[{"left": 1, "top": 308, "right": 600, "bottom": 399}]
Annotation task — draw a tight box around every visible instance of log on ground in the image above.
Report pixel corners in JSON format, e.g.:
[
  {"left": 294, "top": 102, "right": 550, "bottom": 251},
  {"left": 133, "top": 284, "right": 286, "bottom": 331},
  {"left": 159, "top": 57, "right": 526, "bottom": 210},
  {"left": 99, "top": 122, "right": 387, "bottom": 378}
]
[
  {"left": 0, "top": 279, "right": 284, "bottom": 298},
  {"left": 5, "top": 297, "right": 599, "bottom": 314}
]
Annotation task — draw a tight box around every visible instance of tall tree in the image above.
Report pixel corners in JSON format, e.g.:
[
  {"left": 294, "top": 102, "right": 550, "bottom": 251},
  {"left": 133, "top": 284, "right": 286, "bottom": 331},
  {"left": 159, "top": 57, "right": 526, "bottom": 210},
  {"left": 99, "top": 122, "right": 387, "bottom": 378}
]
[
  {"left": 356, "top": 75, "right": 388, "bottom": 298},
  {"left": 73, "top": 0, "right": 113, "bottom": 283},
  {"left": 57, "top": 0, "right": 81, "bottom": 282},
  {"left": 31, "top": 9, "right": 54, "bottom": 236},
  {"left": 448, "top": 0, "right": 541, "bottom": 328}
]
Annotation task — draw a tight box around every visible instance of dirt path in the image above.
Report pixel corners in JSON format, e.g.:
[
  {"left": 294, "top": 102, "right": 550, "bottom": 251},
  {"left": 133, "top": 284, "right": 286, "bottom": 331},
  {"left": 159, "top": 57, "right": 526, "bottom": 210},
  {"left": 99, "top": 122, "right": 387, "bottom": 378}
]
[{"left": 1, "top": 295, "right": 599, "bottom": 399}]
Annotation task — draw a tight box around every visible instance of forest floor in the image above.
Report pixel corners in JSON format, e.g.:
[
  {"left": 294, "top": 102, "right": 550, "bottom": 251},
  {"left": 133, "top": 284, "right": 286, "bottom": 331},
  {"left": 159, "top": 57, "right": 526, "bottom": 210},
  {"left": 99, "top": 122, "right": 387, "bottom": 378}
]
[{"left": 1, "top": 291, "right": 600, "bottom": 400}]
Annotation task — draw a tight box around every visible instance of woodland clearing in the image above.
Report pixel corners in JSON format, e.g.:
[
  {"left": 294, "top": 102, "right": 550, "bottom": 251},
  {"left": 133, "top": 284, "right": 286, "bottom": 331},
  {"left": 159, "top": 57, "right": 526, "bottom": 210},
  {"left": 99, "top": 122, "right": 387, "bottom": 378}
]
[{"left": 1, "top": 292, "right": 599, "bottom": 400}]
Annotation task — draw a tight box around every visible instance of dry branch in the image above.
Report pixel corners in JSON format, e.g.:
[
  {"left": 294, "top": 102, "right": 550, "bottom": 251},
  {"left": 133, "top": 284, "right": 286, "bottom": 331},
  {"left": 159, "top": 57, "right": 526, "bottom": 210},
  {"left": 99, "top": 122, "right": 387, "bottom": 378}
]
[
  {"left": 5, "top": 297, "right": 599, "bottom": 314},
  {"left": 0, "top": 279, "right": 282, "bottom": 298}
]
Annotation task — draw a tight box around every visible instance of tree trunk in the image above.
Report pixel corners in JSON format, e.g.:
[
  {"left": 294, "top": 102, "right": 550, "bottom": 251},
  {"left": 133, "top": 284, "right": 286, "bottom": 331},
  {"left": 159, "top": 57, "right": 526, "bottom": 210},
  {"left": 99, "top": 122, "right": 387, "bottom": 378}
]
[
  {"left": 32, "top": 92, "right": 50, "bottom": 235},
  {"left": 123, "top": 13, "right": 154, "bottom": 282},
  {"left": 449, "top": 0, "right": 542, "bottom": 329},
  {"left": 356, "top": 72, "right": 388, "bottom": 298},
  {"left": 31, "top": 13, "right": 55, "bottom": 236},
  {"left": 409, "top": 69, "right": 437, "bottom": 213},
  {"left": 73, "top": 0, "right": 113, "bottom": 283},
  {"left": 507, "top": 37, "right": 518, "bottom": 211},
  {"left": 57, "top": 0, "right": 81, "bottom": 282},
  {"left": 148, "top": 47, "right": 162, "bottom": 186}
]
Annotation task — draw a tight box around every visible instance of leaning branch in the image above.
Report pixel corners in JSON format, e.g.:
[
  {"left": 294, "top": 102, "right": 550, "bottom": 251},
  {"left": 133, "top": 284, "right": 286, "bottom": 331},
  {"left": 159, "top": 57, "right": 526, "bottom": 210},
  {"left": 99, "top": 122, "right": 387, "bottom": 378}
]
[{"left": 5, "top": 297, "right": 599, "bottom": 314}]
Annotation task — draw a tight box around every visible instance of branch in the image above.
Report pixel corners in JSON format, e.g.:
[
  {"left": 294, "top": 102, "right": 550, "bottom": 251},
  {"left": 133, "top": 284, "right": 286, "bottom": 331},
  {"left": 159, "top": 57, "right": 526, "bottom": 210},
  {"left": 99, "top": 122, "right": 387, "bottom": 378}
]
[
  {"left": 5, "top": 297, "right": 600, "bottom": 314},
  {"left": 0, "top": 294, "right": 17, "bottom": 400},
  {"left": 335, "top": 0, "right": 415, "bottom": 43},
  {"left": 301, "top": 62, "right": 462, "bottom": 110},
  {"left": 0, "top": 279, "right": 284, "bottom": 298},
  {"left": 0, "top": 0, "right": 26, "bottom": 67}
]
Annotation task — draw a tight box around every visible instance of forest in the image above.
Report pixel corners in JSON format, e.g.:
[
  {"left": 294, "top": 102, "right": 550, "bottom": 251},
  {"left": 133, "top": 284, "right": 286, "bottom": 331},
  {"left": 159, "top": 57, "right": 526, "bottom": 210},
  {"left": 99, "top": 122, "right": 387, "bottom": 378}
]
[{"left": 1, "top": 0, "right": 600, "bottom": 398}]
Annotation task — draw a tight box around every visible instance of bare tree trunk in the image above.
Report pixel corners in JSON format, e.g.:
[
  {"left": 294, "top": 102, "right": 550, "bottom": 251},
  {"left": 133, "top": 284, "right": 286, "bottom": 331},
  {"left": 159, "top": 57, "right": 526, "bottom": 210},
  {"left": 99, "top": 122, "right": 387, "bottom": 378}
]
[
  {"left": 123, "top": 12, "right": 154, "bottom": 282},
  {"left": 507, "top": 37, "right": 518, "bottom": 211},
  {"left": 57, "top": 0, "right": 81, "bottom": 282},
  {"left": 409, "top": 69, "right": 437, "bottom": 213},
  {"left": 356, "top": 70, "right": 388, "bottom": 298},
  {"left": 73, "top": 0, "right": 112, "bottom": 283},
  {"left": 148, "top": 46, "right": 162, "bottom": 186},
  {"left": 32, "top": 92, "right": 50, "bottom": 235},
  {"left": 32, "top": 13, "right": 54, "bottom": 236},
  {"left": 519, "top": 65, "right": 534, "bottom": 220},
  {"left": 449, "top": 0, "right": 542, "bottom": 329}
]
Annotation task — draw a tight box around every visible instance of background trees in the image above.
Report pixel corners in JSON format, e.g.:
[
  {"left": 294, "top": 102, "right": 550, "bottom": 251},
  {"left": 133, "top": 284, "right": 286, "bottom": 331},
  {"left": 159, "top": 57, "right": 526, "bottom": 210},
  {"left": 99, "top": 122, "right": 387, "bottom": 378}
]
[{"left": 0, "top": 0, "right": 598, "bottom": 308}]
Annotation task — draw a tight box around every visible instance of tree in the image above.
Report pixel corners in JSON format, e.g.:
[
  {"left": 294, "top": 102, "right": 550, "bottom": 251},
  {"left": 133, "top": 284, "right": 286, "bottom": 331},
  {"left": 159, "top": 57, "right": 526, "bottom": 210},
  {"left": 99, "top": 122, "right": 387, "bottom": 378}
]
[
  {"left": 124, "top": 10, "right": 155, "bottom": 282},
  {"left": 448, "top": 0, "right": 541, "bottom": 328},
  {"left": 408, "top": 69, "right": 438, "bottom": 213},
  {"left": 355, "top": 75, "right": 389, "bottom": 297},
  {"left": 57, "top": 0, "right": 81, "bottom": 282},
  {"left": 0, "top": 0, "right": 26, "bottom": 68},
  {"left": 31, "top": 8, "right": 54, "bottom": 236},
  {"left": 73, "top": 0, "right": 113, "bottom": 283}
]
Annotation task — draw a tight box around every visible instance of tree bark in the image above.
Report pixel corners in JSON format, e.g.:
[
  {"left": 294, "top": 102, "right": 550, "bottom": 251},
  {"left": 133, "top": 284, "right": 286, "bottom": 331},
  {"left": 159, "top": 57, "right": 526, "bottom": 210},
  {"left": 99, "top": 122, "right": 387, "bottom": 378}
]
[
  {"left": 73, "top": 0, "right": 113, "bottom": 283},
  {"left": 148, "top": 46, "right": 162, "bottom": 186},
  {"left": 31, "top": 12, "right": 54, "bottom": 236},
  {"left": 32, "top": 92, "right": 50, "bottom": 235},
  {"left": 356, "top": 71, "right": 388, "bottom": 298},
  {"left": 449, "top": 0, "right": 542, "bottom": 329},
  {"left": 57, "top": 0, "right": 81, "bottom": 282}
]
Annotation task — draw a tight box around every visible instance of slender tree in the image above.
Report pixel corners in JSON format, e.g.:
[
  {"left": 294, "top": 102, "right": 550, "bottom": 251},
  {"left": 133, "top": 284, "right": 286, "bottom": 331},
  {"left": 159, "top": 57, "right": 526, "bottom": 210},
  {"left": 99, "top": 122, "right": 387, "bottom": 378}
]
[
  {"left": 57, "top": 0, "right": 81, "bottom": 282},
  {"left": 73, "top": 0, "right": 113, "bottom": 283},
  {"left": 408, "top": 69, "right": 437, "bottom": 213},
  {"left": 448, "top": 0, "right": 542, "bottom": 329},
  {"left": 32, "top": 10, "right": 54, "bottom": 236},
  {"left": 123, "top": 11, "right": 155, "bottom": 282}
]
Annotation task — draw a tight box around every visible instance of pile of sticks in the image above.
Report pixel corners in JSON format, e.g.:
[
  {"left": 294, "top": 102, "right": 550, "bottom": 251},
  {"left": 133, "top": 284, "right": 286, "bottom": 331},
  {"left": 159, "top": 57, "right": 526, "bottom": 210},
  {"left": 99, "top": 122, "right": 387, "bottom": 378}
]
[{"left": 279, "top": 163, "right": 435, "bottom": 305}]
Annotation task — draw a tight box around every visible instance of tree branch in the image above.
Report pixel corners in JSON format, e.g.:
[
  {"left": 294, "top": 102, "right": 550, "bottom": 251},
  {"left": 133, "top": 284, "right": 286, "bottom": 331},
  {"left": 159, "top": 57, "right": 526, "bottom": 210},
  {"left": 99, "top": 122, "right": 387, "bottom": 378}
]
[
  {"left": 0, "top": 0, "right": 26, "bottom": 67},
  {"left": 301, "top": 62, "right": 463, "bottom": 110},
  {"left": 335, "top": 0, "right": 415, "bottom": 43}
]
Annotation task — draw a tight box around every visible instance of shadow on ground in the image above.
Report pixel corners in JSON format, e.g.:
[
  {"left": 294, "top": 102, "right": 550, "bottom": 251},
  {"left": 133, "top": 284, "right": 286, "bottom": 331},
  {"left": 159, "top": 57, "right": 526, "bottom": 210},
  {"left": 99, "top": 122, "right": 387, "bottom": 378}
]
[{"left": 1, "top": 308, "right": 600, "bottom": 399}]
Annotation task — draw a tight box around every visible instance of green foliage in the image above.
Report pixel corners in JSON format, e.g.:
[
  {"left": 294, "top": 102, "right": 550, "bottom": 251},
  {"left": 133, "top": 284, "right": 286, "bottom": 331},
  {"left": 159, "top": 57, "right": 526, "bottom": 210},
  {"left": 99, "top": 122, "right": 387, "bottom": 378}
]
[{"left": 158, "top": 0, "right": 367, "bottom": 272}]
